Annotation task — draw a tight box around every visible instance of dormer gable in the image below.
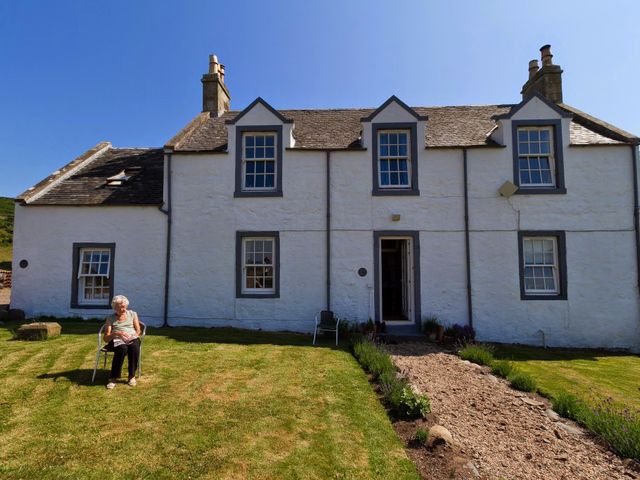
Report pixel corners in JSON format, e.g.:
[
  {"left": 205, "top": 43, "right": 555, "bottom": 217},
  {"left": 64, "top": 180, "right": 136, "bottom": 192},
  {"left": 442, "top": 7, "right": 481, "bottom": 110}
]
[
  {"left": 361, "top": 95, "right": 428, "bottom": 123},
  {"left": 225, "top": 97, "right": 293, "bottom": 126}
]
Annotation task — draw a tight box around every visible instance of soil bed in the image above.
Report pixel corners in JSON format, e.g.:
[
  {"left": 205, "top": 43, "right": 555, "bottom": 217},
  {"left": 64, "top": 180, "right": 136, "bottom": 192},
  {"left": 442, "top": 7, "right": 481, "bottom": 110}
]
[{"left": 385, "top": 342, "right": 639, "bottom": 480}]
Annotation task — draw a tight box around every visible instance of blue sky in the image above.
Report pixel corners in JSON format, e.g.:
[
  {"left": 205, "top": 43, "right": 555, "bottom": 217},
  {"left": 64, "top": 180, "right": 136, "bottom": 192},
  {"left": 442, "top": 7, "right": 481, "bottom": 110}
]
[{"left": 1, "top": 0, "right": 638, "bottom": 198}]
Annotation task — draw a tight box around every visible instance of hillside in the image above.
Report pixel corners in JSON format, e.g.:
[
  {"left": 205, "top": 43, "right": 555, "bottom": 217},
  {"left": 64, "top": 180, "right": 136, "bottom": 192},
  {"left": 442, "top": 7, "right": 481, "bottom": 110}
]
[{"left": 0, "top": 197, "right": 14, "bottom": 270}]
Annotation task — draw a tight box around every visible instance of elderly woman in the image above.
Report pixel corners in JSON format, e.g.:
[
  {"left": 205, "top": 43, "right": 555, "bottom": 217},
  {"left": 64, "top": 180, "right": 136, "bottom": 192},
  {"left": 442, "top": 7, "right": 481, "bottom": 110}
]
[{"left": 104, "top": 295, "right": 141, "bottom": 389}]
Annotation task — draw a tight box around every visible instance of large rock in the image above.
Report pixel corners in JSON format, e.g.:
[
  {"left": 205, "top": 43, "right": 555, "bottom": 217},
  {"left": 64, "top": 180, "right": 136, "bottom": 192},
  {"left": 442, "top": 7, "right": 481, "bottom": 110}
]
[
  {"left": 428, "top": 424, "right": 454, "bottom": 447},
  {"left": 15, "top": 322, "right": 62, "bottom": 340}
]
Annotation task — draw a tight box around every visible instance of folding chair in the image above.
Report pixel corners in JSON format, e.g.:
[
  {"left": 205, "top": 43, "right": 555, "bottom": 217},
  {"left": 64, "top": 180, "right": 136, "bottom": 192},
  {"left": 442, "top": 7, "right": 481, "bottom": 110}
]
[
  {"left": 91, "top": 321, "right": 146, "bottom": 383},
  {"left": 313, "top": 310, "right": 340, "bottom": 346}
]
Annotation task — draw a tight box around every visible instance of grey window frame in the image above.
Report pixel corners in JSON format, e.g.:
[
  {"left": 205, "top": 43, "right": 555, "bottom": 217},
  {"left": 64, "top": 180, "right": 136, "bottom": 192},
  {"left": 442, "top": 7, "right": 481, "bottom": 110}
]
[
  {"left": 518, "top": 231, "right": 567, "bottom": 300},
  {"left": 70, "top": 242, "right": 116, "bottom": 309},
  {"left": 512, "top": 119, "right": 566, "bottom": 194},
  {"left": 372, "top": 123, "right": 419, "bottom": 196},
  {"left": 236, "top": 231, "right": 280, "bottom": 298},
  {"left": 234, "top": 125, "right": 283, "bottom": 197}
]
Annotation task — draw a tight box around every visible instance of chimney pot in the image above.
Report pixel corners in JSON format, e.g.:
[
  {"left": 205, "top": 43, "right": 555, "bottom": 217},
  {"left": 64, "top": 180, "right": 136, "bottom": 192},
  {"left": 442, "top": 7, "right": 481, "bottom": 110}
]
[
  {"left": 540, "top": 44, "right": 553, "bottom": 66},
  {"left": 528, "top": 59, "right": 539, "bottom": 79}
]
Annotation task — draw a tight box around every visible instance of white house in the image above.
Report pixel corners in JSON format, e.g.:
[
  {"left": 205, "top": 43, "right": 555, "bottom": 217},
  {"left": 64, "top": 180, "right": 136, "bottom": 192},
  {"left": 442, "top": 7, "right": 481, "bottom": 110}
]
[{"left": 11, "top": 45, "right": 640, "bottom": 350}]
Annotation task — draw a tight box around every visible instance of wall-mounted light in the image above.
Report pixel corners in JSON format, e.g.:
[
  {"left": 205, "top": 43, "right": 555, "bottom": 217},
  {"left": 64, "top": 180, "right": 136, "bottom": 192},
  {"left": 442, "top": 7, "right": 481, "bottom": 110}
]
[{"left": 391, "top": 214, "right": 401, "bottom": 222}]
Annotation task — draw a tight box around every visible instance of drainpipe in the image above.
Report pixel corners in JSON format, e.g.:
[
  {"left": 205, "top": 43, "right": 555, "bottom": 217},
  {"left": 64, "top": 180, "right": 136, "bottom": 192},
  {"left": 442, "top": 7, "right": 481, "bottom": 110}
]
[
  {"left": 632, "top": 144, "right": 640, "bottom": 293},
  {"left": 463, "top": 148, "right": 473, "bottom": 328},
  {"left": 326, "top": 151, "right": 331, "bottom": 311},
  {"left": 160, "top": 149, "right": 173, "bottom": 328}
]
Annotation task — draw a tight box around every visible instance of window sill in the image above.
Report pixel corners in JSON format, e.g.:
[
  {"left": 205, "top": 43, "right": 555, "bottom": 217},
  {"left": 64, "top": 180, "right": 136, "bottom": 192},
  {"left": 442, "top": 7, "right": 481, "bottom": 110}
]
[
  {"left": 234, "top": 190, "right": 283, "bottom": 198},
  {"left": 372, "top": 189, "right": 420, "bottom": 197},
  {"left": 515, "top": 187, "right": 567, "bottom": 195},
  {"left": 520, "top": 294, "right": 567, "bottom": 301},
  {"left": 237, "top": 293, "right": 280, "bottom": 299}
]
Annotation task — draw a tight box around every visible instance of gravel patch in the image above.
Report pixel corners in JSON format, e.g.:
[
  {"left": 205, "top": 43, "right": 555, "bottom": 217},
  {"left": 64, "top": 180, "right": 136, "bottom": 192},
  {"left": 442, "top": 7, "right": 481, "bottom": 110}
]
[{"left": 387, "top": 342, "right": 638, "bottom": 480}]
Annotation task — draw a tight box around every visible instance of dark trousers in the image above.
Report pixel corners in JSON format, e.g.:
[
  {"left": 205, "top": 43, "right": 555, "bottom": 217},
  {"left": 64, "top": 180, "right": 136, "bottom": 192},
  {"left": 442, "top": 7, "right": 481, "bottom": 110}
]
[{"left": 109, "top": 338, "right": 140, "bottom": 379}]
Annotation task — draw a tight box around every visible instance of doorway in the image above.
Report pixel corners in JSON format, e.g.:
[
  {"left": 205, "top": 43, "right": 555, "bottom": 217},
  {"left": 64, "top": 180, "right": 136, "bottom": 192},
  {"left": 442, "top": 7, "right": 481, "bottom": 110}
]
[{"left": 375, "top": 233, "right": 420, "bottom": 325}]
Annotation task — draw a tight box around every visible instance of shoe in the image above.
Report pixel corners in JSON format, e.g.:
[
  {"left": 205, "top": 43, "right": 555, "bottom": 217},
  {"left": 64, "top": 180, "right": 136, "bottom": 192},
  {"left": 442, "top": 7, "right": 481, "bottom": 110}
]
[
  {"left": 106, "top": 380, "right": 116, "bottom": 389},
  {"left": 128, "top": 377, "right": 137, "bottom": 386}
]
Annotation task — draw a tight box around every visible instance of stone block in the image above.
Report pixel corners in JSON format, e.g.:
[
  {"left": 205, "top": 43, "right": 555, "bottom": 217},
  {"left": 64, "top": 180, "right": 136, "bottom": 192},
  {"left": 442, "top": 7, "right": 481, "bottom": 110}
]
[{"left": 16, "top": 322, "right": 62, "bottom": 340}]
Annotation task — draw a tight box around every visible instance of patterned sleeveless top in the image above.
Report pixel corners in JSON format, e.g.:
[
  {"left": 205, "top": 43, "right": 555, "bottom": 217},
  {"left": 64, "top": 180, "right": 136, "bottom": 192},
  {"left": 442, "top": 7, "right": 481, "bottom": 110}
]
[{"left": 107, "top": 310, "right": 138, "bottom": 337}]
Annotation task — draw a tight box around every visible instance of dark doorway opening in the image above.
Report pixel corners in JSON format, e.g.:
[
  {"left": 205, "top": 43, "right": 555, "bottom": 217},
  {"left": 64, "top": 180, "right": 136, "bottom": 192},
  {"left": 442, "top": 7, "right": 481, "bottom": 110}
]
[{"left": 381, "top": 239, "right": 409, "bottom": 321}]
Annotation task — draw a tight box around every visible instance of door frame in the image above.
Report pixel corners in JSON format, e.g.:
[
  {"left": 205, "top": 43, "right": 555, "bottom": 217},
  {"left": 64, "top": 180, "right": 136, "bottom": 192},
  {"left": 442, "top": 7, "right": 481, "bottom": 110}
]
[{"left": 373, "top": 231, "right": 421, "bottom": 327}]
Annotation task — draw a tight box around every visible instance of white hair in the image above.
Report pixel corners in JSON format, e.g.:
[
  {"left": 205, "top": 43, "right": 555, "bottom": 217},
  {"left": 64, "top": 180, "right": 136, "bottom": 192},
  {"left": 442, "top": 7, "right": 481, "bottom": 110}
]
[{"left": 111, "top": 295, "right": 129, "bottom": 309}]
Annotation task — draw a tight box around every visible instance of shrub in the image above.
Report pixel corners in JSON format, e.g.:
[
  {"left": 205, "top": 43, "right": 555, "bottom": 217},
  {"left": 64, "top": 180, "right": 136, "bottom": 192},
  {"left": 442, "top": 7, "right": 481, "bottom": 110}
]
[
  {"left": 352, "top": 338, "right": 395, "bottom": 380},
  {"left": 585, "top": 398, "right": 640, "bottom": 461},
  {"left": 490, "top": 359, "right": 514, "bottom": 378},
  {"left": 507, "top": 371, "right": 537, "bottom": 392},
  {"left": 459, "top": 344, "right": 494, "bottom": 366},
  {"left": 414, "top": 427, "right": 429, "bottom": 446},
  {"left": 552, "top": 391, "right": 585, "bottom": 420},
  {"left": 421, "top": 316, "right": 440, "bottom": 334},
  {"left": 552, "top": 392, "right": 640, "bottom": 461}
]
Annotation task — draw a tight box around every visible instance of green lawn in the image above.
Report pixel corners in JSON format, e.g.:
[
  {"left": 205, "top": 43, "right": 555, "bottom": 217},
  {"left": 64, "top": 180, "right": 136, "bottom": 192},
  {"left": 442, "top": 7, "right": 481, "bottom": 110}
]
[
  {"left": 0, "top": 320, "right": 417, "bottom": 480},
  {"left": 0, "top": 244, "right": 11, "bottom": 270},
  {"left": 493, "top": 345, "right": 640, "bottom": 411}
]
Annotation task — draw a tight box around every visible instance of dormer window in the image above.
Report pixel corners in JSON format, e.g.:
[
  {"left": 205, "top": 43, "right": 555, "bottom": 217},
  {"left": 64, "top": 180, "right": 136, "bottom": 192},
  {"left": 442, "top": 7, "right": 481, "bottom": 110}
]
[
  {"left": 378, "top": 130, "right": 410, "bottom": 188},
  {"left": 511, "top": 119, "right": 566, "bottom": 194},
  {"left": 243, "top": 133, "right": 276, "bottom": 190},
  {"left": 234, "top": 125, "right": 283, "bottom": 197},
  {"left": 516, "top": 127, "right": 555, "bottom": 187},
  {"left": 372, "top": 123, "right": 419, "bottom": 196}
]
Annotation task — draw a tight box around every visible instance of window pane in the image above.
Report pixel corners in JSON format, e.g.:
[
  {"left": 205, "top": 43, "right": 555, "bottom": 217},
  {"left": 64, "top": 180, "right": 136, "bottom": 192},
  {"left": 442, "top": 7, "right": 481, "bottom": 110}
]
[
  {"left": 530, "top": 171, "right": 541, "bottom": 184},
  {"left": 265, "top": 147, "right": 275, "bottom": 158},
  {"left": 524, "top": 241, "right": 534, "bottom": 264},
  {"left": 390, "top": 159, "right": 398, "bottom": 171},
  {"left": 520, "top": 171, "right": 531, "bottom": 184},
  {"left": 389, "top": 133, "right": 397, "bottom": 144},
  {"left": 540, "top": 142, "right": 550, "bottom": 154},
  {"left": 519, "top": 158, "right": 528, "bottom": 170},
  {"left": 99, "top": 263, "right": 108, "bottom": 275},
  {"left": 530, "top": 130, "right": 539, "bottom": 141},
  {"left": 399, "top": 159, "right": 407, "bottom": 172},
  {"left": 265, "top": 161, "right": 274, "bottom": 173},
  {"left": 380, "top": 146, "right": 388, "bottom": 156},
  {"left": 399, "top": 172, "right": 408, "bottom": 185},
  {"left": 541, "top": 171, "right": 552, "bottom": 184},
  {"left": 525, "top": 277, "right": 535, "bottom": 290},
  {"left": 398, "top": 133, "right": 407, "bottom": 144},
  {"left": 256, "top": 136, "right": 265, "bottom": 147},
  {"left": 530, "top": 158, "right": 539, "bottom": 169},
  {"left": 518, "top": 130, "right": 528, "bottom": 142},
  {"left": 245, "top": 175, "right": 254, "bottom": 188},
  {"left": 540, "top": 130, "right": 550, "bottom": 141},
  {"left": 255, "top": 176, "right": 264, "bottom": 188},
  {"left": 246, "top": 147, "right": 255, "bottom": 159},
  {"left": 380, "top": 133, "right": 388, "bottom": 145},
  {"left": 380, "top": 160, "right": 389, "bottom": 172},
  {"left": 390, "top": 172, "right": 399, "bottom": 185},
  {"left": 265, "top": 135, "right": 274, "bottom": 146},
  {"left": 255, "top": 148, "right": 264, "bottom": 159},
  {"left": 245, "top": 136, "right": 254, "bottom": 147},
  {"left": 256, "top": 162, "right": 265, "bottom": 173},
  {"left": 380, "top": 173, "right": 389, "bottom": 185},
  {"left": 265, "top": 175, "right": 274, "bottom": 188},
  {"left": 246, "top": 161, "right": 255, "bottom": 173},
  {"left": 533, "top": 241, "right": 543, "bottom": 263},
  {"left": 389, "top": 145, "right": 398, "bottom": 156},
  {"left": 399, "top": 145, "right": 407, "bottom": 156},
  {"left": 519, "top": 142, "right": 529, "bottom": 154}
]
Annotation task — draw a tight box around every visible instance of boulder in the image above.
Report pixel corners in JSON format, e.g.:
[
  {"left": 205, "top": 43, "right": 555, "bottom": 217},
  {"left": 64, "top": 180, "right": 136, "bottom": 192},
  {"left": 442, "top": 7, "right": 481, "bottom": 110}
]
[
  {"left": 428, "top": 424, "right": 454, "bottom": 447},
  {"left": 15, "top": 322, "right": 62, "bottom": 340},
  {"left": 9, "top": 309, "right": 25, "bottom": 322}
]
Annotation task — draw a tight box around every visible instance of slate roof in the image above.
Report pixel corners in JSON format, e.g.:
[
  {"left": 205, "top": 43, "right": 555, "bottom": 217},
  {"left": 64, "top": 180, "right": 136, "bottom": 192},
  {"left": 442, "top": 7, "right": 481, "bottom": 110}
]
[
  {"left": 168, "top": 103, "right": 636, "bottom": 152},
  {"left": 19, "top": 146, "right": 164, "bottom": 206},
  {"left": 19, "top": 100, "right": 638, "bottom": 206}
]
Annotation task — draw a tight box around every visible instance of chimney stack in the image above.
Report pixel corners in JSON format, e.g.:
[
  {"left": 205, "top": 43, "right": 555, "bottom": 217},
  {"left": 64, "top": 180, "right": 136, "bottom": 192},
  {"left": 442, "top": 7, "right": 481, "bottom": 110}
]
[
  {"left": 528, "top": 59, "right": 539, "bottom": 79},
  {"left": 521, "top": 44, "right": 563, "bottom": 103},
  {"left": 202, "top": 54, "right": 231, "bottom": 116}
]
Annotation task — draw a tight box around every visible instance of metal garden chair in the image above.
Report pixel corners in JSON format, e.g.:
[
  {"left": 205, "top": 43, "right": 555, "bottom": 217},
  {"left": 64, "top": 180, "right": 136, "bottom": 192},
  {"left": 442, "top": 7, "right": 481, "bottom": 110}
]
[
  {"left": 313, "top": 310, "right": 340, "bottom": 346},
  {"left": 91, "top": 320, "right": 146, "bottom": 383}
]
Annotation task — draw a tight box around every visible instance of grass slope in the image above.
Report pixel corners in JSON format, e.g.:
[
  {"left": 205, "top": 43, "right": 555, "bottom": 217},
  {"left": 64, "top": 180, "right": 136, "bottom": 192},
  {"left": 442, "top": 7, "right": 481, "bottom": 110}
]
[
  {"left": 0, "top": 197, "right": 13, "bottom": 270},
  {"left": 0, "top": 321, "right": 418, "bottom": 480},
  {"left": 493, "top": 345, "right": 640, "bottom": 411}
]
